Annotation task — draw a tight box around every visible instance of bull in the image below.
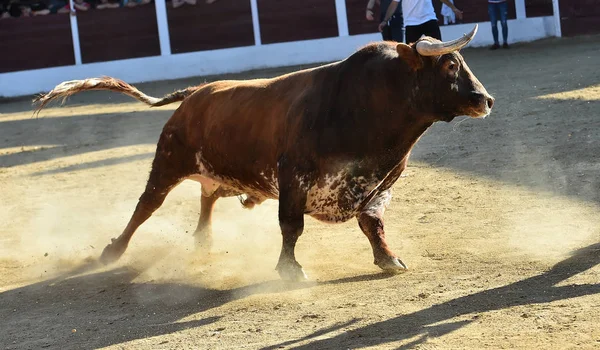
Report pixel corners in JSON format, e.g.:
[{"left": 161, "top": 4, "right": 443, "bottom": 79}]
[{"left": 34, "top": 25, "right": 494, "bottom": 281}]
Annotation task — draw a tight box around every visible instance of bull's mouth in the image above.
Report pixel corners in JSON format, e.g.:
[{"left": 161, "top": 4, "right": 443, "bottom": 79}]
[
  {"left": 457, "top": 105, "right": 491, "bottom": 119},
  {"left": 465, "top": 95, "right": 494, "bottom": 119},
  {"left": 467, "top": 105, "right": 492, "bottom": 119}
]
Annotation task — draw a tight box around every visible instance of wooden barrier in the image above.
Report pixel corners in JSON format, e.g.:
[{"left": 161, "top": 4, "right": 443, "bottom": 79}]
[
  {"left": 0, "top": 14, "right": 74, "bottom": 73},
  {"left": 77, "top": 5, "right": 160, "bottom": 63},
  {"left": 166, "top": 0, "right": 254, "bottom": 54},
  {"left": 560, "top": 0, "right": 600, "bottom": 36},
  {"left": 346, "top": 0, "right": 378, "bottom": 36},
  {"left": 257, "top": 0, "right": 338, "bottom": 44},
  {"left": 525, "top": 0, "right": 553, "bottom": 17}
]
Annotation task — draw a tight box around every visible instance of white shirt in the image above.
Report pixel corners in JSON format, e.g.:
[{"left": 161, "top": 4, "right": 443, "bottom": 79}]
[
  {"left": 393, "top": 0, "right": 438, "bottom": 27},
  {"left": 441, "top": 0, "right": 455, "bottom": 24}
]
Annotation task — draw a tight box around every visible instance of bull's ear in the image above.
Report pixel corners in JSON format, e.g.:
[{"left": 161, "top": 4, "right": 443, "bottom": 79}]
[{"left": 396, "top": 43, "right": 423, "bottom": 71}]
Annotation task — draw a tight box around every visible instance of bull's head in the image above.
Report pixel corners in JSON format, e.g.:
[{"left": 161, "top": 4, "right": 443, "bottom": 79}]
[{"left": 397, "top": 24, "right": 494, "bottom": 121}]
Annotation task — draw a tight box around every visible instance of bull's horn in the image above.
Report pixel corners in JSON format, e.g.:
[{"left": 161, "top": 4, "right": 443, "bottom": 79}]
[{"left": 415, "top": 24, "right": 478, "bottom": 56}]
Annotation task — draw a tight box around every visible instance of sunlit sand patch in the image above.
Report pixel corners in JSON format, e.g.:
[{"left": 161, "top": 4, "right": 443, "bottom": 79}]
[
  {"left": 0, "top": 102, "right": 178, "bottom": 122},
  {"left": 408, "top": 163, "right": 600, "bottom": 262},
  {"left": 22, "top": 145, "right": 156, "bottom": 175},
  {"left": 29, "top": 152, "right": 155, "bottom": 177},
  {"left": 535, "top": 84, "right": 600, "bottom": 101},
  {"left": 0, "top": 145, "right": 63, "bottom": 156},
  {"left": 502, "top": 196, "right": 598, "bottom": 260}
]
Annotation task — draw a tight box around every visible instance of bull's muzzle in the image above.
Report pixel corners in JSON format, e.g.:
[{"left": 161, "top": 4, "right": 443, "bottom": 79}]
[{"left": 469, "top": 92, "right": 495, "bottom": 118}]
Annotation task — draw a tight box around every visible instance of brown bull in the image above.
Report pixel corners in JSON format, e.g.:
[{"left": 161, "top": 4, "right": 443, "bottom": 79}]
[{"left": 35, "top": 25, "right": 493, "bottom": 281}]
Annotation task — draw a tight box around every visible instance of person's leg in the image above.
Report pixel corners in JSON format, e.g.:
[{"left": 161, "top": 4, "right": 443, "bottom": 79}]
[
  {"left": 499, "top": 1, "right": 509, "bottom": 47},
  {"left": 421, "top": 19, "right": 441, "bottom": 40},
  {"left": 406, "top": 20, "right": 434, "bottom": 44},
  {"left": 382, "top": 24, "right": 393, "bottom": 41},
  {"left": 389, "top": 15, "right": 405, "bottom": 43},
  {"left": 405, "top": 25, "right": 420, "bottom": 44},
  {"left": 488, "top": 3, "right": 500, "bottom": 49}
]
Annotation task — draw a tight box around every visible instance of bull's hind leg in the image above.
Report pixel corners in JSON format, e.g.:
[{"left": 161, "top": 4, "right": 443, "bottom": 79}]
[
  {"left": 192, "top": 187, "right": 242, "bottom": 251},
  {"left": 193, "top": 187, "right": 259, "bottom": 253},
  {"left": 100, "top": 129, "right": 194, "bottom": 264},
  {"left": 192, "top": 192, "right": 219, "bottom": 253},
  {"left": 357, "top": 189, "right": 407, "bottom": 271}
]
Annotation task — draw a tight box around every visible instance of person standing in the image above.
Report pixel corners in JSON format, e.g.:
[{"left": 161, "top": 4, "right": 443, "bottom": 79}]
[
  {"left": 441, "top": 0, "right": 456, "bottom": 25},
  {"left": 379, "top": 0, "right": 463, "bottom": 44},
  {"left": 366, "top": 0, "right": 404, "bottom": 43},
  {"left": 488, "top": 0, "right": 509, "bottom": 49}
]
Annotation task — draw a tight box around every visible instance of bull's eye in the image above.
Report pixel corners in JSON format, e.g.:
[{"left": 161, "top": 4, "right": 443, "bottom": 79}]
[{"left": 444, "top": 60, "right": 459, "bottom": 80}]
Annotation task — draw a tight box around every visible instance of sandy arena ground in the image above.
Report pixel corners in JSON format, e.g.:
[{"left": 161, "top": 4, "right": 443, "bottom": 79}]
[{"left": 1, "top": 35, "right": 599, "bottom": 349}]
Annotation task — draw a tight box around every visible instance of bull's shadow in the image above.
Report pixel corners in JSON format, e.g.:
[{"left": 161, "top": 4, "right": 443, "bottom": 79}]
[
  {"left": 0, "top": 257, "right": 393, "bottom": 349},
  {"left": 0, "top": 259, "right": 307, "bottom": 349},
  {"left": 265, "top": 241, "right": 600, "bottom": 349},
  {"left": 1, "top": 243, "right": 598, "bottom": 350}
]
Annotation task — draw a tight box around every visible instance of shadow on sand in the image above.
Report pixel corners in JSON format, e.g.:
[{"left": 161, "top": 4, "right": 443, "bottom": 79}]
[
  {"left": 0, "top": 257, "right": 394, "bottom": 349},
  {"left": 2, "top": 242, "right": 599, "bottom": 349},
  {"left": 262, "top": 242, "right": 600, "bottom": 349}
]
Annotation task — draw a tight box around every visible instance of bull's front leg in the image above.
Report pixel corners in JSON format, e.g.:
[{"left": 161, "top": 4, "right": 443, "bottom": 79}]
[
  {"left": 275, "top": 156, "right": 311, "bottom": 281},
  {"left": 357, "top": 189, "right": 407, "bottom": 271}
]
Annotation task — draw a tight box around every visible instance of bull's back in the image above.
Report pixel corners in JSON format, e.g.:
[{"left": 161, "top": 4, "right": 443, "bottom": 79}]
[{"left": 167, "top": 72, "right": 317, "bottom": 197}]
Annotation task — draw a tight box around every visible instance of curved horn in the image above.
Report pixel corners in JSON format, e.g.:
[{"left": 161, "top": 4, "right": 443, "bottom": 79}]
[{"left": 416, "top": 24, "right": 478, "bottom": 56}]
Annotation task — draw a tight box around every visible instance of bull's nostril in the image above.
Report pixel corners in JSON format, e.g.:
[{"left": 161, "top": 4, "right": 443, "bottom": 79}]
[{"left": 486, "top": 97, "right": 494, "bottom": 109}]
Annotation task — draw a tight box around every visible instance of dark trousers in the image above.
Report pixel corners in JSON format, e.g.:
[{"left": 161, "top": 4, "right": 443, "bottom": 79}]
[
  {"left": 381, "top": 14, "right": 405, "bottom": 43},
  {"left": 488, "top": 2, "right": 508, "bottom": 44},
  {"left": 405, "top": 19, "right": 442, "bottom": 44}
]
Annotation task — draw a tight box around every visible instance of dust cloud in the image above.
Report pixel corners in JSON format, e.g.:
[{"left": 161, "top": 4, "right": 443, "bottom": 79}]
[
  {"left": 0, "top": 184, "right": 111, "bottom": 284},
  {"left": 127, "top": 183, "right": 284, "bottom": 287},
  {"left": 494, "top": 139, "right": 599, "bottom": 261},
  {"left": 0, "top": 174, "right": 297, "bottom": 306},
  {"left": 502, "top": 195, "right": 598, "bottom": 260}
]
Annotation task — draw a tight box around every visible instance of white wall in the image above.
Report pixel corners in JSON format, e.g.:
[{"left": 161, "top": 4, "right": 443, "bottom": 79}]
[
  {"left": 444, "top": 17, "right": 557, "bottom": 46},
  {"left": 0, "top": 16, "right": 556, "bottom": 98}
]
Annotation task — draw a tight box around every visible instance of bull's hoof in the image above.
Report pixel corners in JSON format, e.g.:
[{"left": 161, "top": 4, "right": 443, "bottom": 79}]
[
  {"left": 193, "top": 232, "right": 213, "bottom": 254},
  {"left": 99, "top": 238, "right": 127, "bottom": 265},
  {"left": 276, "top": 261, "right": 308, "bottom": 282},
  {"left": 375, "top": 255, "right": 408, "bottom": 272}
]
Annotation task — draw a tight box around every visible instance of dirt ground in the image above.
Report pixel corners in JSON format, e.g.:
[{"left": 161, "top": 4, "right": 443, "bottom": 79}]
[{"left": 1, "top": 35, "right": 599, "bottom": 350}]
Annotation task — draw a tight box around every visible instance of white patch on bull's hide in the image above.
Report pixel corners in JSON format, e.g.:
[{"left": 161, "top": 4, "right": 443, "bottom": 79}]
[
  {"left": 260, "top": 170, "right": 279, "bottom": 196},
  {"left": 192, "top": 152, "right": 221, "bottom": 196},
  {"left": 305, "top": 166, "right": 381, "bottom": 223},
  {"left": 295, "top": 174, "right": 311, "bottom": 192},
  {"left": 195, "top": 152, "right": 214, "bottom": 175},
  {"left": 194, "top": 151, "right": 278, "bottom": 202},
  {"left": 187, "top": 174, "right": 221, "bottom": 196},
  {"left": 219, "top": 176, "right": 275, "bottom": 203},
  {"left": 258, "top": 170, "right": 279, "bottom": 197},
  {"left": 362, "top": 189, "right": 392, "bottom": 217}
]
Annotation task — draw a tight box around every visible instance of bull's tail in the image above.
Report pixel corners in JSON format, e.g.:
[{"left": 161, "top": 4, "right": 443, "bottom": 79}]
[{"left": 33, "top": 76, "right": 202, "bottom": 115}]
